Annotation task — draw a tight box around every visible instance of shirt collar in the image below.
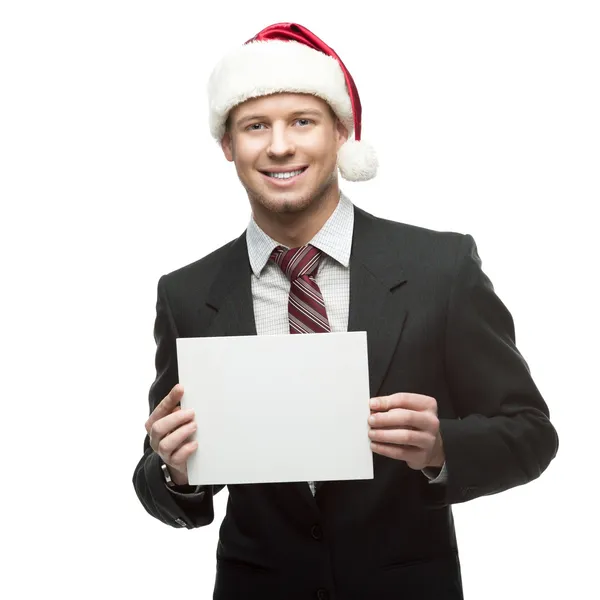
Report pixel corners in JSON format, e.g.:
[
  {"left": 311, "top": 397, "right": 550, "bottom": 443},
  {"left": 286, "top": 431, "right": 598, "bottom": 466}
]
[{"left": 246, "top": 192, "right": 354, "bottom": 277}]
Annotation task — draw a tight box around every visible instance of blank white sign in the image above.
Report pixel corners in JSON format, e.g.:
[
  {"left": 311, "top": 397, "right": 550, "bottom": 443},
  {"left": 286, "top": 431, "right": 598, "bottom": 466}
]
[{"left": 176, "top": 331, "right": 373, "bottom": 486}]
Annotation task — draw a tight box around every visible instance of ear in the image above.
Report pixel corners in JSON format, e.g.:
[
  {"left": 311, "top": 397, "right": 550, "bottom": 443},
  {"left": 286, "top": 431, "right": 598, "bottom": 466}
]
[
  {"left": 221, "top": 131, "right": 234, "bottom": 163},
  {"left": 335, "top": 118, "right": 349, "bottom": 152}
]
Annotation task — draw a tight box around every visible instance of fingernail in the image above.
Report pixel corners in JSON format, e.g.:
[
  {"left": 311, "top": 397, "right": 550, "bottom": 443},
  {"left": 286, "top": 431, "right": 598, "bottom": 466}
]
[
  {"left": 368, "top": 415, "right": 376, "bottom": 425},
  {"left": 370, "top": 398, "right": 379, "bottom": 409}
]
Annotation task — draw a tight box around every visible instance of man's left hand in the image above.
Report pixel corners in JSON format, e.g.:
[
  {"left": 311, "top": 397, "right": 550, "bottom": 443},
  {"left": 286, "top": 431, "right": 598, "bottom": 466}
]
[{"left": 368, "top": 393, "right": 445, "bottom": 470}]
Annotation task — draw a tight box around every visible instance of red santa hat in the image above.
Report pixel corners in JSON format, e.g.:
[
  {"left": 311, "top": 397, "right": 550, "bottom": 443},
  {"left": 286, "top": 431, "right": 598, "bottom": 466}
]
[{"left": 207, "top": 23, "right": 378, "bottom": 182}]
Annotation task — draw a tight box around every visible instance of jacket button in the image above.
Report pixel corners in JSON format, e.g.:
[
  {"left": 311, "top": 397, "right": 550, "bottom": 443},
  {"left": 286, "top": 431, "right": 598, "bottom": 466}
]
[
  {"left": 316, "top": 589, "right": 329, "bottom": 600},
  {"left": 311, "top": 525, "right": 322, "bottom": 540}
]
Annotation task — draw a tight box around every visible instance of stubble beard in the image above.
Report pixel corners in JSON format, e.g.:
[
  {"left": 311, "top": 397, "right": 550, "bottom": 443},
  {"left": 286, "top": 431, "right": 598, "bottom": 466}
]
[{"left": 246, "top": 168, "right": 337, "bottom": 217}]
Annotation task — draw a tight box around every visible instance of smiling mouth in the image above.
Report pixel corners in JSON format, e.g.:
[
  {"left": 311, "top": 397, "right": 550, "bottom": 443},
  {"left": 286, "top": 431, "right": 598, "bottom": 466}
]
[{"left": 260, "top": 167, "right": 308, "bottom": 180}]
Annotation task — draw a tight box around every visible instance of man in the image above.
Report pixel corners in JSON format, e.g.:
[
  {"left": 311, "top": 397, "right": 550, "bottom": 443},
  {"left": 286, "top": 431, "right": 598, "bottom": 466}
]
[{"left": 132, "top": 23, "right": 558, "bottom": 600}]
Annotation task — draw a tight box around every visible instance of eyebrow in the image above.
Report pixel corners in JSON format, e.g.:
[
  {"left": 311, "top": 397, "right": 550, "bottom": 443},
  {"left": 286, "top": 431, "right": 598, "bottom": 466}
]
[{"left": 235, "top": 109, "right": 324, "bottom": 127}]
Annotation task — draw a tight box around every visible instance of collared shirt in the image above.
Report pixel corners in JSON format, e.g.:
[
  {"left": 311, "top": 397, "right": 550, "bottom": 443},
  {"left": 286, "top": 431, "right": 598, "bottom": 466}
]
[{"left": 247, "top": 192, "right": 354, "bottom": 338}]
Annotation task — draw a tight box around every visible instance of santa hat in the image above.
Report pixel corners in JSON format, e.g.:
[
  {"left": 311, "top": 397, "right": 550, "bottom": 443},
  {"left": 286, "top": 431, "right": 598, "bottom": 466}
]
[{"left": 207, "top": 22, "right": 378, "bottom": 182}]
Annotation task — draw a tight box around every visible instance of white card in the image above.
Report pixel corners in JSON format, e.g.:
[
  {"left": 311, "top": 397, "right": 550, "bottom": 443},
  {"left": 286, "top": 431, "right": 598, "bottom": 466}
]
[{"left": 176, "top": 331, "right": 373, "bottom": 486}]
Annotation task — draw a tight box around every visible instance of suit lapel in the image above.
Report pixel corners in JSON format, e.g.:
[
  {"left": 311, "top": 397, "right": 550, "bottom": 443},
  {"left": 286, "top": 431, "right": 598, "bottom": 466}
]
[
  {"left": 349, "top": 206, "right": 408, "bottom": 397},
  {"left": 200, "top": 232, "right": 257, "bottom": 339}
]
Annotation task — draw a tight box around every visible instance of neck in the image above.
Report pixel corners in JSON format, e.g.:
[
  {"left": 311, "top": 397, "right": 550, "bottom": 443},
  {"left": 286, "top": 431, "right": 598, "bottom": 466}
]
[{"left": 251, "top": 183, "right": 341, "bottom": 248}]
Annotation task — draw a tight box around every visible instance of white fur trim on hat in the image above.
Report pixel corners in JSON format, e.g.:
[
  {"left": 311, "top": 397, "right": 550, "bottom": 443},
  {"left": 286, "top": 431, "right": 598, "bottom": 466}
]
[{"left": 207, "top": 39, "right": 354, "bottom": 141}]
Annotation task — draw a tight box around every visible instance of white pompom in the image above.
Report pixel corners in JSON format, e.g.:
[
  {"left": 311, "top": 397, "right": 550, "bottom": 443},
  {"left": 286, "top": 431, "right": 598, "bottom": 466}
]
[{"left": 337, "top": 139, "right": 378, "bottom": 181}]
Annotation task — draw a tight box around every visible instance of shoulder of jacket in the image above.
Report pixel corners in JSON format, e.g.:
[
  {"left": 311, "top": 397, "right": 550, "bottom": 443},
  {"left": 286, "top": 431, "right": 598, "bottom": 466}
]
[
  {"left": 357, "top": 205, "right": 468, "bottom": 249},
  {"left": 161, "top": 235, "right": 240, "bottom": 283}
]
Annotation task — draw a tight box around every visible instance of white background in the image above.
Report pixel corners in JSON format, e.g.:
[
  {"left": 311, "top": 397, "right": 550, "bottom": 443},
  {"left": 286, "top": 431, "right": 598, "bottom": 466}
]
[{"left": 1, "top": 1, "right": 598, "bottom": 598}]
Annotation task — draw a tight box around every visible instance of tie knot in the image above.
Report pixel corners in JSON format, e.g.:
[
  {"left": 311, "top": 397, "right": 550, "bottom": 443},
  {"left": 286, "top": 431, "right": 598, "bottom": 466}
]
[{"left": 270, "top": 244, "right": 323, "bottom": 281}]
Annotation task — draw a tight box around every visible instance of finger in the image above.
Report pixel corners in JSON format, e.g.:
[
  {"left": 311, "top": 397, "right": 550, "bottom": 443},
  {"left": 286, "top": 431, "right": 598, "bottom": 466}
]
[
  {"left": 148, "top": 409, "right": 196, "bottom": 452},
  {"left": 145, "top": 384, "right": 184, "bottom": 433},
  {"left": 370, "top": 393, "right": 437, "bottom": 413},
  {"left": 151, "top": 407, "right": 195, "bottom": 440},
  {"left": 368, "top": 427, "right": 433, "bottom": 450},
  {"left": 150, "top": 409, "right": 195, "bottom": 453},
  {"left": 369, "top": 408, "right": 438, "bottom": 433},
  {"left": 371, "top": 441, "right": 424, "bottom": 463},
  {"left": 157, "top": 420, "right": 198, "bottom": 462},
  {"left": 170, "top": 440, "right": 199, "bottom": 466}
]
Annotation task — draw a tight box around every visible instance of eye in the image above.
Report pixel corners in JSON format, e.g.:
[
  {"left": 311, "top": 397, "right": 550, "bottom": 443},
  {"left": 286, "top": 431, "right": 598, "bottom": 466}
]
[
  {"left": 246, "top": 123, "right": 265, "bottom": 131},
  {"left": 295, "top": 118, "right": 313, "bottom": 126}
]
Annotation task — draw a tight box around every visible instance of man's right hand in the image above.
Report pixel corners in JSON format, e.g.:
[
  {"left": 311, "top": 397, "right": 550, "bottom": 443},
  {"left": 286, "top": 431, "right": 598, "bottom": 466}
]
[{"left": 145, "top": 383, "right": 197, "bottom": 486}]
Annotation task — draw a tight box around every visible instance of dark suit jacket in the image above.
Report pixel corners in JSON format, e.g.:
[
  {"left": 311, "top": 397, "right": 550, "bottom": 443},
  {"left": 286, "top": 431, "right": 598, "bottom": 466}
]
[{"left": 133, "top": 204, "right": 558, "bottom": 600}]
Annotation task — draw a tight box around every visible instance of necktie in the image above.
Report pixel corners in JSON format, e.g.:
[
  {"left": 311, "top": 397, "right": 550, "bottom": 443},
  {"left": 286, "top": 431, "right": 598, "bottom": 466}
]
[{"left": 270, "top": 244, "right": 331, "bottom": 334}]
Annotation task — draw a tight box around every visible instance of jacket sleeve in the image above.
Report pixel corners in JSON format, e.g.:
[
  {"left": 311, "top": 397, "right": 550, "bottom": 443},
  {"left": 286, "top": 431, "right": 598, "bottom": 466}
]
[
  {"left": 440, "top": 234, "right": 559, "bottom": 505},
  {"left": 132, "top": 275, "right": 225, "bottom": 529}
]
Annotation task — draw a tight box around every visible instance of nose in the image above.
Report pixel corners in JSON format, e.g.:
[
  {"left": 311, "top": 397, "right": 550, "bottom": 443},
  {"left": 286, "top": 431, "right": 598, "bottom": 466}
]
[{"left": 266, "top": 123, "right": 295, "bottom": 158}]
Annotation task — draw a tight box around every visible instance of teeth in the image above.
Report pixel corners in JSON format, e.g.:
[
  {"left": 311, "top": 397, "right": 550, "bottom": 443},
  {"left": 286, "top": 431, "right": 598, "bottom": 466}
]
[{"left": 266, "top": 169, "right": 304, "bottom": 179}]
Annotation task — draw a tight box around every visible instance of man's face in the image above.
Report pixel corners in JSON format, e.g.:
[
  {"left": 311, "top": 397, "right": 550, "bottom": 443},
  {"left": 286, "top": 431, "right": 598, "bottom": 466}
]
[{"left": 221, "top": 93, "right": 348, "bottom": 216}]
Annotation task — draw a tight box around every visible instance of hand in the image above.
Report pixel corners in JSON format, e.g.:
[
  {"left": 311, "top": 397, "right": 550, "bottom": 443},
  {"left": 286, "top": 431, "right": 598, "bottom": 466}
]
[
  {"left": 367, "top": 393, "right": 444, "bottom": 471},
  {"left": 145, "top": 384, "right": 197, "bottom": 485}
]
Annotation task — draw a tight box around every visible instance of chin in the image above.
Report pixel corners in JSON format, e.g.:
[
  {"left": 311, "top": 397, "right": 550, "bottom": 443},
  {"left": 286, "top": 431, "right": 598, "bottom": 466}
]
[
  {"left": 246, "top": 181, "right": 316, "bottom": 215},
  {"left": 264, "top": 193, "right": 315, "bottom": 214},
  {"left": 247, "top": 172, "right": 337, "bottom": 215}
]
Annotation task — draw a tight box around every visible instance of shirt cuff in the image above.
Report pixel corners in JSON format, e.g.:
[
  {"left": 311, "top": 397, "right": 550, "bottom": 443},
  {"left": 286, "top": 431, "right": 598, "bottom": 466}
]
[
  {"left": 165, "top": 482, "right": 206, "bottom": 499},
  {"left": 422, "top": 461, "right": 448, "bottom": 484}
]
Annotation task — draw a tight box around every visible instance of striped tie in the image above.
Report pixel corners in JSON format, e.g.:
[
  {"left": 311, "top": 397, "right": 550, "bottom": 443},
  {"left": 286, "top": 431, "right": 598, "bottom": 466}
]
[{"left": 270, "top": 244, "right": 331, "bottom": 334}]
